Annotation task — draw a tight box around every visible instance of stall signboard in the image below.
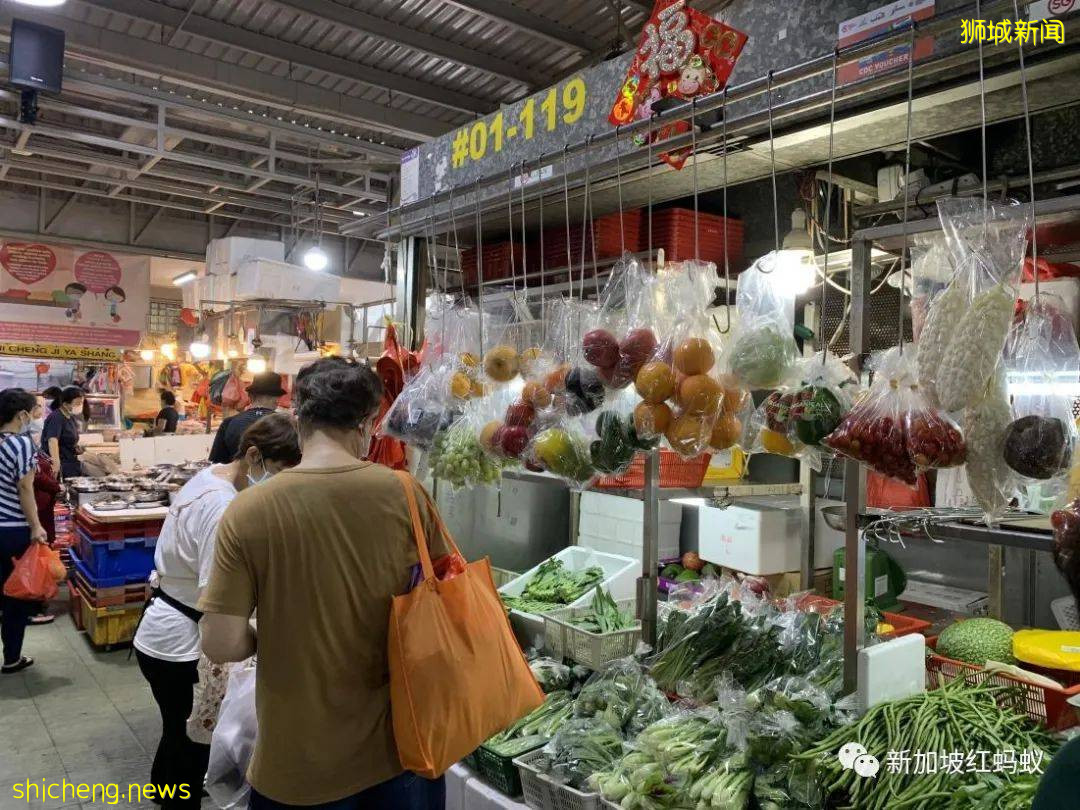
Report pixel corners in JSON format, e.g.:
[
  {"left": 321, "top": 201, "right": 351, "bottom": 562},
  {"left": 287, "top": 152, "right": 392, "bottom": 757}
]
[
  {"left": 837, "top": 0, "right": 936, "bottom": 84},
  {"left": 0, "top": 242, "right": 149, "bottom": 348},
  {"left": 407, "top": 55, "right": 633, "bottom": 201},
  {"left": 0, "top": 342, "right": 122, "bottom": 362}
]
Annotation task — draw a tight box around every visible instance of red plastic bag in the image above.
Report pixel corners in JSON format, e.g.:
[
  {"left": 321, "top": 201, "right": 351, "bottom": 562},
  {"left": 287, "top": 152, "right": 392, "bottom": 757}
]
[{"left": 3, "top": 543, "right": 64, "bottom": 601}]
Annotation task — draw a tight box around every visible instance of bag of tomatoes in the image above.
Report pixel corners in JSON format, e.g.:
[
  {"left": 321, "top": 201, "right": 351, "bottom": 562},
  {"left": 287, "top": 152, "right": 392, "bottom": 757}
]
[
  {"left": 723, "top": 252, "right": 801, "bottom": 390},
  {"left": 823, "top": 347, "right": 966, "bottom": 485},
  {"left": 631, "top": 261, "right": 748, "bottom": 458}
]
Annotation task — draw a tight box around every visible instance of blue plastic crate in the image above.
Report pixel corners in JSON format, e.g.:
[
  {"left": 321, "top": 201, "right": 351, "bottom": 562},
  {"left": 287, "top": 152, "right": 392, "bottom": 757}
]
[
  {"left": 75, "top": 527, "right": 156, "bottom": 580},
  {"left": 69, "top": 546, "right": 149, "bottom": 589}
]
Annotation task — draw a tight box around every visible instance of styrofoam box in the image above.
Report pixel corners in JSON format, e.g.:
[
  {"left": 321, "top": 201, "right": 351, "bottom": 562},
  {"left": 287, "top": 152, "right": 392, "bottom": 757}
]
[
  {"left": 678, "top": 495, "right": 844, "bottom": 576},
  {"left": 233, "top": 258, "right": 342, "bottom": 302},
  {"left": 577, "top": 491, "right": 681, "bottom": 561},
  {"left": 205, "top": 237, "right": 284, "bottom": 277},
  {"left": 498, "top": 546, "right": 638, "bottom": 645}
]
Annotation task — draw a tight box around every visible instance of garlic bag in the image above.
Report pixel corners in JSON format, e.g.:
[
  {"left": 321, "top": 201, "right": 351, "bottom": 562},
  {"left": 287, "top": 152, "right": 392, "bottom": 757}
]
[
  {"left": 963, "top": 368, "right": 1014, "bottom": 524},
  {"left": 933, "top": 198, "right": 1030, "bottom": 412},
  {"left": 1002, "top": 296, "right": 1080, "bottom": 491},
  {"left": 723, "top": 251, "right": 800, "bottom": 390},
  {"left": 913, "top": 233, "right": 961, "bottom": 403}
]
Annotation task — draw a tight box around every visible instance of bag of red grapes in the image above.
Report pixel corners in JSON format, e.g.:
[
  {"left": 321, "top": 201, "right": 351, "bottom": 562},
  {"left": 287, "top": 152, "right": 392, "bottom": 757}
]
[{"left": 823, "top": 347, "right": 966, "bottom": 486}]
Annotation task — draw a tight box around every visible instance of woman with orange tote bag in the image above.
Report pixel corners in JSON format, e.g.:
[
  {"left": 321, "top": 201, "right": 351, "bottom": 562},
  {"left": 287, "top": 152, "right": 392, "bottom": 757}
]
[{"left": 388, "top": 471, "right": 543, "bottom": 778}]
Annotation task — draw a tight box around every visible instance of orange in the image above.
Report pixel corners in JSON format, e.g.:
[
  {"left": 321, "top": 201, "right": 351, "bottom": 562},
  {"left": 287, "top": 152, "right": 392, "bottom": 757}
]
[
  {"left": 450, "top": 372, "right": 472, "bottom": 400},
  {"left": 470, "top": 379, "right": 489, "bottom": 398},
  {"left": 484, "top": 345, "right": 519, "bottom": 382},
  {"left": 635, "top": 361, "right": 676, "bottom": 404},
  {"left": 460, "top": 352, "right": 479, "bottom": 369},
  {"left": 760, "top": 428, "right": 795, "bottom": 456},
  {"left": 479, "top": 421, "right": 502, "bottom": 451},
  {"left": 544, "top": 364, "right": 570, "bottom": 393},
  {"left": 665, "top": 413, "right": 710, "bottom": 456},
  {"left": 677, "top": 374, "right": 722, "bottom": 415},
  {"left": 522, "top": 380, "right": 553, "bottom": 408},
  {"left": 673, "top": 337, "right": 715, "bottom": 376},
  {"left": 709, "top": 413, "right": 742, "bottom": 450},
  {"left": 634, "top": 401, "right": 673, "bottom": 437}
]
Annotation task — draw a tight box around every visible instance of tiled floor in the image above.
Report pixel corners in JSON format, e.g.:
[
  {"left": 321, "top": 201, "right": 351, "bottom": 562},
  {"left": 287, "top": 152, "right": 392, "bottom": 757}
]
[{"left": 0, "top": 590, "right": 215, "bottom": 810}]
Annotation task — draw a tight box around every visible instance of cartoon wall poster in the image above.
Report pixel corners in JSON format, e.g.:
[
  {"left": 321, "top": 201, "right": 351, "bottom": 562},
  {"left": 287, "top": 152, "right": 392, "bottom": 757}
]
[{"left": 0, "top": 242, "right": 149, "bottom": 348}]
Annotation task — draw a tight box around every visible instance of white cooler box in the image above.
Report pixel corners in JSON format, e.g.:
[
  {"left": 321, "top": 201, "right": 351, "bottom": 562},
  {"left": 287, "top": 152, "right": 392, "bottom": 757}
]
[
  {"left": 205, "top": 237, "right": 284, "bottom": 276},
  {"left": 676, "top": 495, "right": 844, "bottom": 576},
  {"left": 234, "top": 258, "right": 342, "bottom": 302},
  {"left": 498, "top": 546, "right": 638, "bottom": 646},
  {"left": 577, "top": 491, "right": 682, "bottom": 561}
]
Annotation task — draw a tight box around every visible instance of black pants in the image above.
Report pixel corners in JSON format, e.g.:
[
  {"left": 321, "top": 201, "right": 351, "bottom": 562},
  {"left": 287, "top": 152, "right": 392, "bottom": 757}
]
[
  {"left": 0, "top": 525, "right": 32, "bottom": 666},
  {"left": 135, "top": 651, "right": 209, "bottom": 808},
  {"left": 249, "top": 773, "right": 445, "bottom": 810}
]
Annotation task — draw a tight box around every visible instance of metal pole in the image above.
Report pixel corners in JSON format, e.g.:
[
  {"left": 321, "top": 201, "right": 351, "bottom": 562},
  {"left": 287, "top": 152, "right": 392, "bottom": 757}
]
[
  {"left": 843, "top": 237, "right": 873, "bottom": 693},
  {"left": 639, "top": 448, "right": 660, "bottom": 647}
]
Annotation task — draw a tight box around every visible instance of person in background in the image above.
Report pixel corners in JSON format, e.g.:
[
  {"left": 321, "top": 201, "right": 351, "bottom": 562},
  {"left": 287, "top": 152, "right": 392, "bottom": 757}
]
[
  {"left": 156, "top": 390, "right": 180, "bottom": 435},
  {"left": 0, "top": 388, "right": 49, "bottom": 674},
  {"left": 42, "top": 386, "right": 85, "bottom": 480},
  {"left": 27, "top": 395, "right": 59, "bottom": 627},
  {"left": 133, "top": 413, "right": 301, "bottom": 809},
  {"left": 1033, "top": 532, "right": 1080, "bottom": 807},
  {"left": 199, "top": 357, "right": 448, "bottom": 810},
  {"left": 40, "top": 387, "right": 60, "bottom": 420},
  {"left": 208, "top": 372, "right": 285, "bottom": 464}
]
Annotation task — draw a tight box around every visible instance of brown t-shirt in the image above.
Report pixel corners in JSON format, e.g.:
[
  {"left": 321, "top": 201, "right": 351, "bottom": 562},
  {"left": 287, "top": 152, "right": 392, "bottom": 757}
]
[{"left": 198, "top": 462, "right": 448, "bottom": 804}]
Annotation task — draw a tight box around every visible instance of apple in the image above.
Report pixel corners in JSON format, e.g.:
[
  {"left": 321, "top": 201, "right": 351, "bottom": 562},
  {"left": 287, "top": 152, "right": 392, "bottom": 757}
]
[
  {"left": 582, "top": 328, "right": 620, "bottom": 369},
  {"left": 500, "top": 425, "right": 529, "bottom": 458},
  {"left": 505, "top": 400, "right": 536, "bottom": 428},
  {"left": 618, "top": 328, "right": 658, "bottom": 376}
]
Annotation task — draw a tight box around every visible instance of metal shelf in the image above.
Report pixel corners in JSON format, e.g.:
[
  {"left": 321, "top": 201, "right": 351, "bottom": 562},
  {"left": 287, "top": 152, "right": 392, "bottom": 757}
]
[{"left": 501, "top": 468, "right": 800, "bottom": 502}]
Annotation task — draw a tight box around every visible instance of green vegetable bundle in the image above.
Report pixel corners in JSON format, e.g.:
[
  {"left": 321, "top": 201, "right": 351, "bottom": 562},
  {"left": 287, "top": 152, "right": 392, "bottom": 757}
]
[
  {"left": 501, "top": 558, "right": 604, "bottom": 614},
  {"left": 792, "top": 677, "right": 1057, "bottom": 810},
  {"left": 483, "top": 690, "right": 574, "bottom": 757},
  {"left": 650, "top": 591, "right": 744, "bottom": 695},
  {"left": 574, "top": 658, "right": 669, "bottom": 737},
  {"left": 567, "top": 587, "right": 636, "bottom": 634},
  {"left": 536, "top": 717, "right": 626, "bottom": 790}
]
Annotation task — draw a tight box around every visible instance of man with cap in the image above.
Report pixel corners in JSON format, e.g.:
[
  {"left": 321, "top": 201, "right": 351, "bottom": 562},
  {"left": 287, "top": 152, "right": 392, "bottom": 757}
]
[{"left": 209, "top": 372, "right": 286, "bottom": 464}]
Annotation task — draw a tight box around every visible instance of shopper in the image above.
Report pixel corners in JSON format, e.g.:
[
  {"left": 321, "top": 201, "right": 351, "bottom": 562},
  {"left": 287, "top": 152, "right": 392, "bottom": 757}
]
[
  {"left": 199, "top": 357, "right": 449, "bottom": 810},
  {"left": 133, "top": 413, "right": 300, "bottom": 808},
  {"left": 1034, "top": 536, "right": 1080, "bottom": 807},
  {"left": 0, "top": 388, "right": 49, "bottom": 674},
  {"left": 40, "top": 387, "right": 61, "bottom": 420},
  {"left": 156, "top": 390, "right": 180, "bottom": 434},
  {"left": 29, "top": 394, "right": 60, "bottom": 626},
  {"left": 208, "top": 372, "right": 285, "bottom": 464},
  {"left": 41, "top": 386, "right": 84, "bottom": 480}
]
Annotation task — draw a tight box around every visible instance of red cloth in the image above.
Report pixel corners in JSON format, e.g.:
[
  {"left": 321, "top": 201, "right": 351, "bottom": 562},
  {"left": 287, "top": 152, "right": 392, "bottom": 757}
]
[
  {"left": 33, "top": 452, "right": 60, "bottom": 543},
  {"left": 1022, "top": 256, "right": 1080, "bottom": 282},
  {"left": 867, "top": 470, "right": 931, "bottom": 509},
  {"left": 367, "top": 323, "right": 423, "bottom": 471}
]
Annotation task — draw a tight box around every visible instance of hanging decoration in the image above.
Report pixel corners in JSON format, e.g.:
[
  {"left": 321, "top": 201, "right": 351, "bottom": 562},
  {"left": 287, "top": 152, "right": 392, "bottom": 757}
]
[{"left": 608, "top": 0, "right": 747, "bottom": 170}]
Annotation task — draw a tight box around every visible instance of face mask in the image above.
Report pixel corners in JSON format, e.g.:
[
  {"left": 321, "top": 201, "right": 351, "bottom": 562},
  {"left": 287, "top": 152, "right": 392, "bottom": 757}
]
[
  {"left": 246, "top": 460, "right": 273, "bottom": 487},
  {"left": 24, "top": 416, "right": 44, "bottom": 436}
]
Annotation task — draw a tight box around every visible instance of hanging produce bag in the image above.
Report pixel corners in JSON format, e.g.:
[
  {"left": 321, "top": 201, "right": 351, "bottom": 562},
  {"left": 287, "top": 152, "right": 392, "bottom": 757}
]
[
  {"left": 724, "top": 251, "right": 800, "bottom": 390},
  {"left": 3, "top": 542, "right": 64, "bottom": 602},
  {"left": 962, "top": 366, "right": 1015, "bottom": 523},
  {"left": 823, "top": 348, "right": 966, "bottom": 485},
  {"left": 1002, "top": 296, "right": 1080, "bottom": 489},
  {"left": 380, "top": 363, "right": 456, "bottom": 451},
  {"left": 581, "top": 256, "right": 656, "bottom": 390},
  {"left": 388, "top": 471, "right": 543, "bottom": 778},
  {"left": 925, "top": 198, "right": 1030, "bottom": 412}
]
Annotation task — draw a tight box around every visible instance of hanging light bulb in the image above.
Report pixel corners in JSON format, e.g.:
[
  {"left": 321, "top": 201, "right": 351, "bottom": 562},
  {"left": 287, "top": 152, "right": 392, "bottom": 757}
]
[
  {"left": 247, "top": 355, "right": 267, "bottom": 374},
  {"left": 303, "top": 245, "right": 329, "bottom": 271},
  {"left": 189, "top": 341, "right": 211, "bottom": 359},
  {"left": 139, "top": 349, "right": 155, "bottom": 361},
  {"left": 161, "top": 343, "right": 176, "bottom": 360},
  {"left": 775, "top": 209, "right": 816, "bottom": 295}
]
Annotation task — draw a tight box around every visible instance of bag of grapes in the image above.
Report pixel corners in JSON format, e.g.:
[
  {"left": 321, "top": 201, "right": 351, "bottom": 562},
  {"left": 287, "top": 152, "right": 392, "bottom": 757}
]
[
  {"left": 430, "top": 408, "right": 503, "bottom": 490},
  {"left": 823, "top": 347, "right": 965, "bottom": 485},
  {"left": 1001, "top": 296, "right": 1080, "bottom": 493}
]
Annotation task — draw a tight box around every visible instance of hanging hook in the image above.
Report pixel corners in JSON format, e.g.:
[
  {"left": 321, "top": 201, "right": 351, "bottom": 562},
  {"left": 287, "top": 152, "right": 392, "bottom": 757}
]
[
  {"left": 897, "top": 23, "right": 917, "bottom": 354},
  {"left": 976, "top": 0, "right": 988, "bottom": 212},
  {"left": 537, "top": 153, "right": 547, "bottom": 340},
  {"left": 586, "top": 135, "right": 599, "bottom": 294},
  {"left": 763, "top": 69, "right": 778, "bottom": 272},
  {"left": 580, "top": 134, "right": 593, "bottom": 299},
  {"left": 691, "top": 97, "right": 700, "bottom": 264},
  {"left": 448, "top": 185, "right": 463, "bottom": 298},
  {"left": 714, "top": 87, "right": 732, "bottom": 334},
  {"left": 518, "top": 160, "right": 529, "bottom": 295},
  {"left": 820, "top": 46, "right": 839, "bottom": 365},
  {"left": 647, "top": 112, "right": 656, "bottom": 271},
  {"left": 507, "top": 162, "right": 518, "bottom": 293},
  {"left": 615, "top": 124, "right": 625, "bottom": 256},
  {"left": 1012, "top": 0, "right": 1039, "bottom": 302},
  {"left": 562, "top": 144, "right": 573, "bottom": 299},
  {"left": 474, "top": 176, "right": 485, "bottom": 358}
]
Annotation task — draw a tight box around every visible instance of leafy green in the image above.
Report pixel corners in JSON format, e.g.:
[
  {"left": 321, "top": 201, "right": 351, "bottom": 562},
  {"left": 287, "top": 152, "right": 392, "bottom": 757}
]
[
  {"left": 501, "top": 558, "right": 604, "bottom": 614},
  {"left": 566, "top": 587, "right": 636, "bottom": 634}
]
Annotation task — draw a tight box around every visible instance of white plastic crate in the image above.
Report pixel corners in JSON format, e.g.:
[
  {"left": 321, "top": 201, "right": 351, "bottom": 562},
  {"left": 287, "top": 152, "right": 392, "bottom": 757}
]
[
  {"left": 234, "top": 258, "right": 342, "bottom": 302},
  {"left": 499, "top": 547, "right": 638, "bottom": 645},
  {"left": 543, "top": 599, "right": 641, "bottom": 670},
  {"left": 205, "top": 236, "right": 283, "bottom": 276},
  {"left": 513, "top": 749, "right": 600, "bottom": 810},
  {"left": 576, "top": 491, "right": 681, "bottom": 561}
]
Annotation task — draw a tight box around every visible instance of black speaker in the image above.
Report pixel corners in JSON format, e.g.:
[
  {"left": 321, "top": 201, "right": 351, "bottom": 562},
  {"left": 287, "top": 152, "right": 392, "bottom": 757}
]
[{"left": 9, "top": 19, "right": 65, "bottom": 93}]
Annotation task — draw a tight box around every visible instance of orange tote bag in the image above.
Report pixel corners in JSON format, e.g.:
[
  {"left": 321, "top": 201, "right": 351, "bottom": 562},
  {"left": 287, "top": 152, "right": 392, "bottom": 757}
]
[{"left": 388, "top": 472, "right": 543, "bottom": 778}]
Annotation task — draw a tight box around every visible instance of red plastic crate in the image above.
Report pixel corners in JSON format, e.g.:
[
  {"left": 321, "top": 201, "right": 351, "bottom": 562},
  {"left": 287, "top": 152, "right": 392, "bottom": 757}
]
[
  {"left": 76, "top": 509, "right": 163, "bottom": 543},
  {"left": 795, "top": 595, "right": 932, "bottom": 639},
  {"left": 925, "top": 636, "right": 1080, "bottom": 730},
  {"left": 68, "top": 580, "right": 85, "bottom": 632},
  {"left": 595, "top": 450, "right": 711, "bottom": 489},
  {"left": 461, "top": 242, "right": 524, "bottom": 287}
]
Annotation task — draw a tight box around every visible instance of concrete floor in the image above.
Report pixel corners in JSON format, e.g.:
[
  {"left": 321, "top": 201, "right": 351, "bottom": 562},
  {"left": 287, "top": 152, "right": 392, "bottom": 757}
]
[{"left": 0, "top": 589, "right": 215, "bottom": 810}]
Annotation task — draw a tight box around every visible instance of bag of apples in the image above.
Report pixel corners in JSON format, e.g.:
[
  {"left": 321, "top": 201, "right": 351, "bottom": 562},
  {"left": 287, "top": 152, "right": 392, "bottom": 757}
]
[
  {"left": 631, "top": 260, "right": 747, "bottom": 458},
  {"left": 823, "top": 347, "right": 966, "bottom": 485},
  {"left": 748, "top": 352, "right": 860, "bottom": 470}
]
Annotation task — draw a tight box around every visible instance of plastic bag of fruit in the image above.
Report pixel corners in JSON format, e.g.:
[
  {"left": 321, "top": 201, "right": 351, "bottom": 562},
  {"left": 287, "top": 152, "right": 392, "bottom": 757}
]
[
  {"left": 822, "top": 347, "right": 966, "bottom": 485},
  {"left": 581, "top": 256, "right": 658, "bottom": 391},
  {"left": 478, "top": 288, "right": 536, "bottom": 387},
  {"left": 723, "top": 252, "right": 800, "bottom": 390},
  {"left": 1001, "top": 296, "right": 1080, "bottom": 492},
  {"left": 962, "top": 365, "right": 1014, "bottom": 524},
  {"left": 583, "top": 386, "right": 656, "bottom": 478},
  {"left": 380, "top": 360, "right": 459, "bottom": 451},
  {"left": 430, "top": 407, "right": 503, "bottom": 490},
  {"left": 632, "top": 260, "right": 734, "bottom": 458},
  {"left": 929, "top": 197, "right": 1030, "bottom": 412}
]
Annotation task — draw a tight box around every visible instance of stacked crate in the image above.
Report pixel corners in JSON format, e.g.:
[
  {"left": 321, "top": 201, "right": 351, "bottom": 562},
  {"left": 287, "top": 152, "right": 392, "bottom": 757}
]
[
  {"left": 53, "top": 502, "right": 74, "bottom": 573},
  {"left": 69, "top": 508, "right": 162, "bottom": 649},
  {"left": 648, "top": 208, "right": 744, "bottom": 268}
]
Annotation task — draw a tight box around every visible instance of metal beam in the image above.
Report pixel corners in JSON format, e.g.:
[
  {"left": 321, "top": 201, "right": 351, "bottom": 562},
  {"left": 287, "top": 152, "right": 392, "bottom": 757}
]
[
  {"left": 0, "top": 129, "right": 29, "bottom": 180},
  {"left": 44, "top": 185, "right": 86, "bottom": 232},
  {"left": 73, "top": 0, "right": 493, "bottom": 116},
  {"left": 133, "top": 206, "right": 166, "bottom": 243},
  {"left": 271, "top": 0, "right": 540, "bottom": 88},
  {"left": 0, "top": 225, "right": 205, "bottom": 261},
  {"left": 440, "top": 0, "right": 595, "bottom": 52},
  {"left": 0, "top": 8, "right": 450, "bottom": 141}
]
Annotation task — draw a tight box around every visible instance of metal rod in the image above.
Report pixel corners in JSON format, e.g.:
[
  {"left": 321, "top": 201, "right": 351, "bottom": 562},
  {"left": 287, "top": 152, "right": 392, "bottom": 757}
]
[
  {"left": 898, "top": 25, "right": 917, "bottom": 354},
  {"left": 1013, "top": 0, "right": 1040, "bottom": 299},
  {"left": 820, "top": 47, "right": 838, "bottom": 365},
  {"left": 639, "top": 448, "right": 660, "bottom": 647}
]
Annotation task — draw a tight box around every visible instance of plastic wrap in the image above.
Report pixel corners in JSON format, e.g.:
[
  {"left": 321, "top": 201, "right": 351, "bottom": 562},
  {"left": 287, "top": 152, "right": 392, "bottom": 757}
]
[
  {"left": 379, "top": 362, "right": 457, "bottom": 451},
  {"left": 538, "top": 717, "right": 626, "bottom": 790},
  {"left": 963, "top": 367, "right": 1014, "bottom": 523},
  {"left": 724, "top": 251, "right": 800, "bottom": 390},
  {"left": 429, "top": 414, "right": 502, "bottom": 489},
  {"left": 1003, "top": 297, "right": 1080, "bottom": 491},
  {"left": 581, "top": 256, "right": 656, "bottom": 390},
  {"left": 932, "top": 198, "right": 1031, "bottom": 412},
  {"left": 573, "top": 657, "right": 670, "bottom": 736},
  {"left": 823, "top": 348, "right": 965, "bottom": 485}
]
